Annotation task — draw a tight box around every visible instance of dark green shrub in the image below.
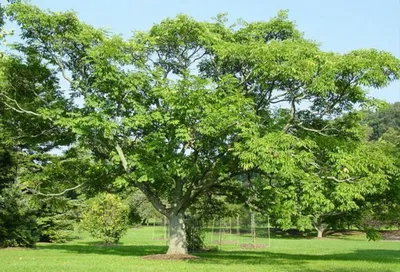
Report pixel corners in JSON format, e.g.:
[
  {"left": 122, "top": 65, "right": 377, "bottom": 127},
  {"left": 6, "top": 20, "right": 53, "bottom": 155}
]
[
  {"left": 36, "top": 197, "right": 79, "bottom": 243},
  {"left": 0, "top": 183, "right": 38, "bottom": 247}
]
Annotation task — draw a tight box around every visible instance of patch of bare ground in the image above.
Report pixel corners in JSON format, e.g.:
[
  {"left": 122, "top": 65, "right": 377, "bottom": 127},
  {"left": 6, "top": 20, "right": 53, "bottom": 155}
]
[
  {"left": 92, "top": 243, "right": 119, "bottom": 247},
  {"left": 0, "top": 247, "right": 35, "bottom": 250},
  {"left": 213, "top": 240, "right": 239, "bottom": 245},
  {"left": 142, "top": 254, "right": 200, "bottom": 260},
  {"left": 328, "top": 230, "right": 364, "bottom": 237},
  {"left": 240, "top": 243, "right": 267, "bottom": 249},
  {"left": 381, "top": 230, "right": 400, "bottom": 240}
]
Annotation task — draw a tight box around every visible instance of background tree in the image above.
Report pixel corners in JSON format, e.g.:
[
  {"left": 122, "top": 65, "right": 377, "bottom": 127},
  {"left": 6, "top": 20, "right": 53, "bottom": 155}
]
[
  {"left": 0, "top": 146, "right": 38, "bottom": 247},
  {"left": 267, "top": 136, "right": 393, "bottom": 238},
  {"left": 364, "top": 102, "right": 400, "bottom": 142},
  {"left": 0, "top": 4, "right": 82, "bottom": 246},
  {"left": 361, "top": 103, "right": 400, "bottom": 231},
  {"left": 5, "top": 3, "right": 400, "bottom": 254}
]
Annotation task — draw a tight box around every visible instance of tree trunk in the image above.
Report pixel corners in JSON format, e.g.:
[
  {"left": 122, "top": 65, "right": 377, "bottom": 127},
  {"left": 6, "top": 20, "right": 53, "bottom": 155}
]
[
  {"left": 315, "top": 225, "right": 326, "bottom": 238},
  {"left": 317, "top": 228, "right": 324, "bottom": 238},
  {"left": 314, "top": 216, "right": 328, "bottom": 239},
  {"left": 166, "top": 213, "right": 188, "bottom": 255}
]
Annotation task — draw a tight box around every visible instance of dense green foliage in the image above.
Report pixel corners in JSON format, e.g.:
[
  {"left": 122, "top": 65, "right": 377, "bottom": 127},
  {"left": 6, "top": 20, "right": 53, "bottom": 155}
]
[
  {"left": 0, "top": 180, "right": 38, "bottom": 248},
  {"left": 82, "top": 193, "right": 129, "bottom": 244},
  {"left": 0, "top": 3, "right": 80, "bottom": 247},
  {"left": 35, "top": 197, "right": 80, "bottom": 243},
  {"left": 361, "top": 103, "right": 400, "bottom": 230},
  {"left": 0, "top": 130, "right": 38, "bottom": 247},
  {"left": 364, "top": 102, "right": 400, "bottom": 142}
]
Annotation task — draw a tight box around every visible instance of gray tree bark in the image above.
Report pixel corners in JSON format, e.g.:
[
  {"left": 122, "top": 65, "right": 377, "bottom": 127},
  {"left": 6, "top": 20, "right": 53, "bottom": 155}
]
[
  {"left": 166, "top": 213, "right": 188, "bottom": 255},
  {"left": 315, "top": 224, "right": 327, "bottom": 238}
]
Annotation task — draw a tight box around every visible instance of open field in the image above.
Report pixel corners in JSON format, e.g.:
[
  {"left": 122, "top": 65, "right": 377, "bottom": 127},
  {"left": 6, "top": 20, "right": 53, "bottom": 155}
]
[{"left": 0, "top": 227, "right": 399, "bottom": 272}]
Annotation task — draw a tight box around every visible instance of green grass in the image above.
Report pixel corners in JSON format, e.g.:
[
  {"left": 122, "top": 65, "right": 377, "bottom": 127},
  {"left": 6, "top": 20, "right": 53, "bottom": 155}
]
[{"left": 0, "top": 227, "right": 399, "bottom": 272}]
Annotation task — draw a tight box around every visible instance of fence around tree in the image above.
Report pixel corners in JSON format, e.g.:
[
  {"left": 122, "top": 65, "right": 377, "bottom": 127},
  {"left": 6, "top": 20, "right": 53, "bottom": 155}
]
[
  {"left": 204, "top": 213, "right": 271, "bottom": 250},
  {"left": 149, "top": 212, "right": 271, "bottom": 252}
]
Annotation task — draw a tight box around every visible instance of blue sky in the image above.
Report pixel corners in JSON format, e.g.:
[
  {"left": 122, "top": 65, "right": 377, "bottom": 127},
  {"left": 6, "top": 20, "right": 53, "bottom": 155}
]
[{"left": 21, "top": 0, "right": 400, "bottom": 102}]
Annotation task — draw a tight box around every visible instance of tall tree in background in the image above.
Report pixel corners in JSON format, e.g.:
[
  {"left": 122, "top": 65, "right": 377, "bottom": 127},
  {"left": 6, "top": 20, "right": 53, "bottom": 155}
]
[
  {"left": 252, "top": 133, "right": 394, "bottom": 238},
  {"left": 362, "top": 103, "right": 400, "bottom": 230},
  {"left": 0, "top": 3, "right": 83, "bottom": 246},
  {"left": 3, "top": 3, "right": 400, "bottom": 254}
]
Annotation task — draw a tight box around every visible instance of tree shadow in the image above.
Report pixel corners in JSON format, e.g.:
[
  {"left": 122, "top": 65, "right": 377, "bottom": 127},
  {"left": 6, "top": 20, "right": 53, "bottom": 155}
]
[
  {"left": 38, "top": 243, "right": 167, "bottom": 257},
  {"left": 192, "top": 249, "right": 400, "bottom": 265},
  {"left": 39, "top": 242, "right": 399, "bottom": 267}
]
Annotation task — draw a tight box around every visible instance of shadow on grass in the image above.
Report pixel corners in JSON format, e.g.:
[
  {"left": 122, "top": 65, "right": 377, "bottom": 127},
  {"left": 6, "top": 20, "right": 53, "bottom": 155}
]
[
  {"left": 192, "top": 249, "right": 400, "bottom": 265},
  {"left": 38, "top": 243, "right": 167, "bottom": 257},
  {"left": 39, "top": 242, "right": 399, "bottom": 266}
]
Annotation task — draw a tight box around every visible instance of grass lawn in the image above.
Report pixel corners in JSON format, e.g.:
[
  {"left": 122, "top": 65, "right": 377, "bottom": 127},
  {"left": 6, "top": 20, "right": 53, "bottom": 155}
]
[{"left": 0, "top": 227, "right": 399, "bottom": 272}]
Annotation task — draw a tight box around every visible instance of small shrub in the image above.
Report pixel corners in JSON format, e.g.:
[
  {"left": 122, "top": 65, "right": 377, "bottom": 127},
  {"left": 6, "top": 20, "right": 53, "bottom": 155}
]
[
  {"left": 185, "top": 215, "right": 205, "bottom": 252},
  {"left": 81, "top": 193, "right": 129, "bottom": 244},
  {"left": 365, "top": 228, "right": 382, "bottom": 241}
]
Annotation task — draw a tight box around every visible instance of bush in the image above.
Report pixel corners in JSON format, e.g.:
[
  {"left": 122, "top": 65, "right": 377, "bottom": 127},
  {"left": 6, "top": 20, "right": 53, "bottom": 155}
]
[
  {"left": 185, "top": 215, "right": 205, "bottom": 252},
  {"left": 81, "top": 193, "right": 129, "bottom": 244}
]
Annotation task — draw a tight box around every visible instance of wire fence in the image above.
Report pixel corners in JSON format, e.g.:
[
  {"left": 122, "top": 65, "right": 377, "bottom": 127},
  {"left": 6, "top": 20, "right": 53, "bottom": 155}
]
[{"left": 150, "top": 213, "right": 271, "bottom": 251}]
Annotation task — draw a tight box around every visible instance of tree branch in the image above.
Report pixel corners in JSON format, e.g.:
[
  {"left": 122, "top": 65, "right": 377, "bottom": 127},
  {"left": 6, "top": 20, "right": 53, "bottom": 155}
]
[
  {"left": 136, "top": 182, "right": 169, "bottom": 216},
  {"left": 0, "top": 93, "right": 42, "bottom": 117},
  {"left": 320, "top": 175, "right": 359, "bottom": 183},
  {"left": 297, "top": 125, "right": 330, "bottom": 136},
  {"left": 115, "top": 143, "right": 130, "bottom": 174},
  {"left": 179, "top": 170, "right": 247, "bottom": 212},
  {"left": 114, "top": 144, "right": 169, "bottom": 216},
  {"left": 28, "top": 184, "right": 83, "bottom": 197},
  {"left": 283, "top": 96, "right": 296, "bottom": 133}
]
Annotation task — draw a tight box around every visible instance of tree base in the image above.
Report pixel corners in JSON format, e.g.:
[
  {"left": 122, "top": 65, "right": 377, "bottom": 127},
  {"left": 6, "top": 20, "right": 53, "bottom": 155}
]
[{"left": 142, "top": 254, "right": 199, "bottom": 260}]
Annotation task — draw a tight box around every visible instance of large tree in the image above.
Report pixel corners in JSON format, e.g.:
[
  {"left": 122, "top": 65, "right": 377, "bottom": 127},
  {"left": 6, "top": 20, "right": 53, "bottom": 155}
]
[{"left": 4, "top": 3, "right": 400, "bottom": 254}]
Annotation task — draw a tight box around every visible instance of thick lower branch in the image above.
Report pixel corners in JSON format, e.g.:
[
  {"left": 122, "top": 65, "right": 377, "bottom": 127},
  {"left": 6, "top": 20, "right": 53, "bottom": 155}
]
[
  {"left": 179, "top": 170, "right": 247, "bottom": 212},
  {"left": 114, "top": 144, "right": 168, "bottom": 216},
  {"left": 136, "top": 182, "right": 169, "bottom": 216}
]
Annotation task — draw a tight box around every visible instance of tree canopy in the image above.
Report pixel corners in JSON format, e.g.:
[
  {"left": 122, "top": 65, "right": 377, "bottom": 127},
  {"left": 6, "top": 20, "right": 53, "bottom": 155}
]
[{"left": 1, "top": 2, "right": 400, "bottom": 254}]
